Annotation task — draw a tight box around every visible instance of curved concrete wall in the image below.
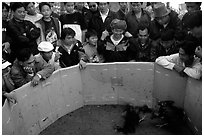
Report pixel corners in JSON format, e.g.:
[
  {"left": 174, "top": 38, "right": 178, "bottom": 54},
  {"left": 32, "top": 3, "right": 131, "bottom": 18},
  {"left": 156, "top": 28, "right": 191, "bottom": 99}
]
[{"left": 2, "top": 63, "right": 202, "bottom": 134}]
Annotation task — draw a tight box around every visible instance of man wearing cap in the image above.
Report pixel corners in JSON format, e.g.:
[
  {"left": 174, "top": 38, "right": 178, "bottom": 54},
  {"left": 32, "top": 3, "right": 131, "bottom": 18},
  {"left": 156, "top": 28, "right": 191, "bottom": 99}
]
[
  {"left": 149, "top": 3, "right": 182, "bottom": 42},
  {"left": 10, "top": 48, "right": 55, "bottom": 88},
  {"left": 97, "top": 19, "right": 133, "bottom": 62},
  {"left": 36, "top": 41, "right": 61, "bottom": 70}
]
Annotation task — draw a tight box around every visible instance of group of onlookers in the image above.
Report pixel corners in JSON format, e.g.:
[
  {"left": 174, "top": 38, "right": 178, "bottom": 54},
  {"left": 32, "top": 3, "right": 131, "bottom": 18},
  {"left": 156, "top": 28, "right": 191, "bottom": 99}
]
[{"left": 2, "top": 2, "right": 202, "bottom": 105}]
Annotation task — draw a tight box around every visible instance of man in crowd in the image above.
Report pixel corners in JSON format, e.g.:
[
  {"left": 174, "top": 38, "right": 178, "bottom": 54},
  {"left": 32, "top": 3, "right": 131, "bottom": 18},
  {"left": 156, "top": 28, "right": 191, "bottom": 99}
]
[
  {"left": 117, "top": 2, "right": 128, "bottom": 20},
  {"left": 10, "top": 48, "right": 55, "bottom": 88},
  {"left": 155, "top": 40, "right": 201, "bottom": 80}
]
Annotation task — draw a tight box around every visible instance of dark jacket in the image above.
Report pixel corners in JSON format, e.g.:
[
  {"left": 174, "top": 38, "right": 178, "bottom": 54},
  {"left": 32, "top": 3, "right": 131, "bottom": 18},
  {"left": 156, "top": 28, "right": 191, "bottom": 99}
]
[
  {"left": 58, "top": 40, "right": 86, "bottom": 68},
  {"left": 127, "top": 38, "right": 153, "bottom": 62},
  {"left": 7, "top": 18, "right": 40, "bottom": 61},
  {"left": 149, "top": 10, "right": 182, "bottom": 40},
  {"left": 116, "top": 9, "right": 127, "bottom": 20},
  {"left": 97, "top": 35, "right": 131, "bottom": 62},
  {"left": 88, "top": 10, "right": 118, "bottom": 39}
]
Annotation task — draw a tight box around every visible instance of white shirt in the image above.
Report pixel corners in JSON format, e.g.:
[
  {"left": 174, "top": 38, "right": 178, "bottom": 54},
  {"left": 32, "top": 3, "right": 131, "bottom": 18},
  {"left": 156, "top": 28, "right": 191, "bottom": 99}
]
[
  {"left": 155, "top": 53, "right": 202, "bottom": 79},
  {"left": 100, "top": 9, "right": 109, "bottom": 23}
]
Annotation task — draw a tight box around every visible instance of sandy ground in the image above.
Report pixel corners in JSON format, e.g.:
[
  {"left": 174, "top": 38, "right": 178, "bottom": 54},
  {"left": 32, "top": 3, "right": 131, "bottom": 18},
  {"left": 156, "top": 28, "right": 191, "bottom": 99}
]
[{"left": 40, "top": 105, "right": 193, "bottom": 135}]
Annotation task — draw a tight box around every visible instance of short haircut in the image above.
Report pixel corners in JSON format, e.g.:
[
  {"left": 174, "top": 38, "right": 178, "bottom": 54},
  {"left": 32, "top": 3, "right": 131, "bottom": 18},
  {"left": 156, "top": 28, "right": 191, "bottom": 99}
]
[
  {"left": 10, "top": 2, "right": 25, "bottom": 12},
  {"left": 185, "top": 2, "right": 202, "bottom": 7},
  {"left": 137, "top": 23, "right": 149, "bottom": 34},
  {"left": 182, "top": 11, "right": 202, "bottom": 29},
  {"left": 179, "top": 40, "right": 196, "bottom": 56},
  {"left": 61, "top": 27, "right": 76, "bottom": 40},
  {"left": 16, "top": 48, "right": 32, "bottom": 62},
  {"left": 23, "top": 2, "right": 35, "bottom": 9},
  {"left": 97, "top": 2, "right": 109, "bottom": 5},
  {"left": 2, "top": 2, "right": 10, "bottom": 11},
  {"left": 161, "top": 30, "right": 175, "bottom": 41},
  {"left": 85, "top": 29, "right": 98, "bottom": 39},
  {"left": 39, "top": 2, "right": 51, "bottom": 11}
]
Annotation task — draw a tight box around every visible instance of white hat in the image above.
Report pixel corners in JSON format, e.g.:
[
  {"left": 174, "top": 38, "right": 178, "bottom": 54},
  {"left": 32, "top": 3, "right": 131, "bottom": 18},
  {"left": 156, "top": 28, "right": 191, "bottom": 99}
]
[
  {"left": 2, "top": 59, "right": 11, "bottom": 69},
  {"left": 38, "top": 41, "right": 54, "bottom": 52}
]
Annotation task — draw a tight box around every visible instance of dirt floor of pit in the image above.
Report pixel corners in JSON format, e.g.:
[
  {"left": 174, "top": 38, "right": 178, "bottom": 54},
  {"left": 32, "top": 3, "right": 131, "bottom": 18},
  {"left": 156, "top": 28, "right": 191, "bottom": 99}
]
[{"left": 40, "top": 105, "right": 193, "bottom": 135}]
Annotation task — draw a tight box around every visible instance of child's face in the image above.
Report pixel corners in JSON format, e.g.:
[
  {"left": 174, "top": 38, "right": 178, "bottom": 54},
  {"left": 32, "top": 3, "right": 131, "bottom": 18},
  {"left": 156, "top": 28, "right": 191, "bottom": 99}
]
[
  {"left": 41, "top": 5, "right": 52, "bottom": 19},
  {"left": 88, "top": 36, "right": 98, "bottom": 46}
]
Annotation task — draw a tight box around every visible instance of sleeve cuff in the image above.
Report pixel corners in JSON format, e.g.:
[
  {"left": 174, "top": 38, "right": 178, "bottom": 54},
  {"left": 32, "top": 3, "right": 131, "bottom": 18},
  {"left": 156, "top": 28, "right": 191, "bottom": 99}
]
[{"left": 36, "top": 73, "right": 42, "bottom": 79}]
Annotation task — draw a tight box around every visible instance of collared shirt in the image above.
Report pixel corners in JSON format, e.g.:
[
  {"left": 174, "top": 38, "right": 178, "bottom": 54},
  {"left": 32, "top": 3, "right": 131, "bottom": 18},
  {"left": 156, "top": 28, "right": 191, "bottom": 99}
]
[
  {"left": 100, "top": 9, "right": 109, "bottom": 22},
  {"left": 155, "top": 53, "right": 202, "bottom": 79}
]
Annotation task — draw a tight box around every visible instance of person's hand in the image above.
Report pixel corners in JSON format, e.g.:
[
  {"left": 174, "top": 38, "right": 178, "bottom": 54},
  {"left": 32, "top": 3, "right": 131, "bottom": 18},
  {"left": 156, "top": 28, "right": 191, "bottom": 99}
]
[
  {"left": 31, "top": 74, "right": 41, "bottom": 87},
  {"left": 173, "top": 64, "right": 186, "bottom": 77},
  {"left": 79, "top": 59, "right": 86, "bottom": 70},
  {"left": 54, "top": 52, "right": 62, "bottom": 62},
  {"left": 124, "top": 31, "right": 133, "bottom": 37},
  {"left": 101, "top": 30, "right": 109, "bottom": 40},
  {"left": 195, "top": 46, "right": 202, "bottom": 59},
  {"left": 4, "top": 92, "right": 17, "bottom": 104},
  {"left": 2, "top": 42, "right": 11, "bottom": 54}
]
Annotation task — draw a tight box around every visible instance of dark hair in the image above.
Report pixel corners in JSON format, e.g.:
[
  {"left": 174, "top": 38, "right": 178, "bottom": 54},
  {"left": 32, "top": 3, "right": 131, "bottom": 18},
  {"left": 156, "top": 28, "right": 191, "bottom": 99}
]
[
  {"left": 2, "top": 2, "right": 10, "bottom": 11},
  {"left": 23, "top": 2, "right": 35, "bottom": 9},
  {"left": 161, "top": 30, "right": 175, "bottom": 41},
  {"left": 39, "top": 2, "right": 51, "bottom": 12},
  {"left": 185, "top": 2, "right": 202, "bottom": 7},
  {"left": 61, "top": 27, "right": 76, "bottom": 40},
  {"left": 16, "top": 48, "right": 32, "bottom": 62},
  {"left": 137, "top": 23, "right": 149, "bottom": 34},
  {"left": 179, "top": 40, "right": 196, "bottom": 56},
  {"left": 85, "top": 29, "right": 98, "bottom": 39},
  {"left": 97, "top": 2, "right": 109, "bottom": 5},
  {"left": 64, "top": 2, "right": 75, "bottom": 6},
  {"left": 182, "top": 11, "right": 202, "bottom": 29},
  {"left": 10, "top": 2, "right": 25, "bottom": 12}
]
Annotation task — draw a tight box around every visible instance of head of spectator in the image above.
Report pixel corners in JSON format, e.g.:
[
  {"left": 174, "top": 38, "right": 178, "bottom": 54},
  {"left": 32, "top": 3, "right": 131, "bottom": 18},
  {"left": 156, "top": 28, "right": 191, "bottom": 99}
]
[
  {"left": 182, "top": 11, "right": 202, "bottom": 39},
  {"left": 85, "top": 29, "right": 98, "bottom": 46},
  {"left": 119, "top": 2, "right": 128, "bottom": 12},
  {"left": 38, "top": 41, "right": 54, "bottom": 62},
  {"left": 24, "top": 2, "right": 36, "bottom": 16},
  {"left": 130, "top": 2, "right": 142, "bottom": 14},
  {"left": 185, "top": 2, "right": 201, "bottom": 12},
  {"left": 39, "top": 2, "right": 52, "bottom": 20},
  {"left": 179, "top": 41, "right": 196, "bottom": 64},
  {"left": 97, "top": 2, "right": 109, "bottom": 14},
  {"left": 153, "top": 3, "right": 171, "bottom": 26},
  {"left": 61, "top": 27, "right": 76, "bottom": 46},
  {"left": 88, "top": 2, "right": 98, "bottom": 13},
  {"left": 160, "top": 29, "right": 175, "bottom": 49},
  {"left": 16, "top": 48, "right": 35, "bottom": 70},
  {"left": 11, "top": 2, "right": 26, "bottom": 21},
  {"left": 110, "top": 19, "right": 127, "bottom": 39},
  {"left": 137, "top": 23, "right": 150, "bottom": 46},
  {"left": 75, "top": 2, "right": 84, "bottom": 11},
  {"left": 2, "top": 2, "right": 10, "bottom": 21},
  {"left": 64, "top": 2, "right": 75, "bottom": 14}
]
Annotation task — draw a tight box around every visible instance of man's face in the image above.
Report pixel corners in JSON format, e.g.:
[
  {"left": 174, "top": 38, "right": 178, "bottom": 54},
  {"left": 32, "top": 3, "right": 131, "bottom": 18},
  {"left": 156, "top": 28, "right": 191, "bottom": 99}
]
[
  {"left": 88, "top": 2, "right": 98, "bottom": 12},
  {"left": 131, "top": 2, "right": 142, "bottom": 13},
  {"left": 13, "top": 7, "right": 26, "bottom": 21},
  {"left": 64, "top": 35, "right": 74, "bottom": 45},
  {"left": 41, "top": 51, "right": 53, "bottom": 62},
  {"left": 138, "top": 28, "right": 149, "bottom": 44},
  {"left": 65, "top": 2, "right": 75, "bottom": 13},
  {"left": 186, "top": 3, "right": 200, "bottom": 12},
  {"left": 119, "top": 2, "right": 128, "bottom": 10},
  {"left": 160, "top": 39, "right": 174, "bottom": 49},
  {"left": 179, "top": 48, "right": 190, "bottom": 63},
  {"left": 88, "top": 35, "right": 98, "bottom": 46},
  {"left": 190, "top": 26, "right": 202, "bottom": 39},
  {"left": 75, "top": 2, "right": 84, "bottom": 11},
  {"left": 41, "top": 5, "right": 52, "bottom": 19},
  {"left": 21, "top": 54, "right": 35, "bottom": 68},
  {"left": 155, "top": 14, "right": 170, "bottom": 25},
  {"left": 98, "top": 2, "right": 109, "bottom": 13},
  {"left": 2, "top": 7, "right": 9, "bottom": 20},
  {"left": 26, "top": 2, "right": 36, "bottom": 15}
]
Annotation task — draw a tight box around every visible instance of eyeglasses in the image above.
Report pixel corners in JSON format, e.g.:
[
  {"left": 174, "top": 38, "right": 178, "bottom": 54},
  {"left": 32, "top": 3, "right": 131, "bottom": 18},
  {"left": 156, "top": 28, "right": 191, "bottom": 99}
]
[{"left": 89, "top": 5, "right": 96, "bottom": 8}]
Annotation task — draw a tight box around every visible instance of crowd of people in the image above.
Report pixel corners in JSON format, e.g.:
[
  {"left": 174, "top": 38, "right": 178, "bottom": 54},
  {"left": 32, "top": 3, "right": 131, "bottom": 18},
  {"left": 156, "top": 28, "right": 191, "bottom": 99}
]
[{"left": 2, "top": 2, "right": 202, "bottom": 105}]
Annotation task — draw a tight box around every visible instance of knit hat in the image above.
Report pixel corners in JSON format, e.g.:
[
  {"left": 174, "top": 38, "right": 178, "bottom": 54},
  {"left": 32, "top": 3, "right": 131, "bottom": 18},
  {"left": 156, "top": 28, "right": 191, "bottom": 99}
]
[
  {"left": 153, "top": 3, "right": 170, "bottom": 18},
  {"left": 110, "top": 19, "right": 127, "bottom": 30},
  {"left": 38, "top": 41, "right": 54, "bottom": 52}
]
